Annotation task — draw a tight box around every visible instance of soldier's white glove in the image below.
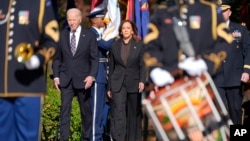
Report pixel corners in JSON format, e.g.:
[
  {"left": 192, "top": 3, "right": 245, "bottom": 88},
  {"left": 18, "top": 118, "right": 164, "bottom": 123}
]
[
  {"left": 25, "top": 55, "right": 40, "bottom": 70},
  {"left": 150, "top": 67, "right": 174, "bottom": 87},
  {"left": 178, "top": 57, "right": 207, "bottom": 76}
]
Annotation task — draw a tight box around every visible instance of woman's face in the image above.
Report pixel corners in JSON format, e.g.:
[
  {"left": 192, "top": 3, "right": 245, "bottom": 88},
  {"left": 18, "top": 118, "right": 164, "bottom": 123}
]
[{"left": 121, "top": 22, "right": 134, "bottom": 39}]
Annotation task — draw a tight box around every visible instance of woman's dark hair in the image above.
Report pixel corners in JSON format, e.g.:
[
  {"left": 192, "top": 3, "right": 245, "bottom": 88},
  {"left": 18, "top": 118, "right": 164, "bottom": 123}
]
[{"left": 118, "top": 20, "right": 140, "bottom": 41}]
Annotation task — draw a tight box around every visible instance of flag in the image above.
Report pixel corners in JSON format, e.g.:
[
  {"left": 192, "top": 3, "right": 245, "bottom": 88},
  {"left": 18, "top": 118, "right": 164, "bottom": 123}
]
[
  {"left": 140, "top": 0, "right": 150, "bottom": 39},
  {"left": 126, "top": 0, "right": 134, "bottom": 21},
  {"left": 119, "top": 0, "right": 150, "bottom": 39},
  {"left": 102, "top": 0, "right": 121, "bottom": 40},
  {"left": 134, "top": 0, "right": 141, "bottom": 35},
  {"left": 90, "top": 0, "right": 108, "bottom": 13},
  {"left": 90, "top": 0, "right": 104, "bottom": 11},
  {"left": 90, "top": 0, "right": 120, "bottom": 41},
  {"left": 134, "top": 0, "right": 150, "bottom": 39}
]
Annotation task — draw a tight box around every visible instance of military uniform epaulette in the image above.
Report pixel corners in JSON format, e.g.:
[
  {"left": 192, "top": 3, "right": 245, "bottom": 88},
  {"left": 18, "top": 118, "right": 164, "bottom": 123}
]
[{"left": 241, "top": 23, "right": 247, "bottom": 27}]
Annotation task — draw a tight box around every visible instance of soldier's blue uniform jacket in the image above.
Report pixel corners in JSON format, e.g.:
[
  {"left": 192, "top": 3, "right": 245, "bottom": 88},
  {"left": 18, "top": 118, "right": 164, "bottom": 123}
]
[
  {"left": 143, "top": 0, "right": 233, "bottom": 77},
  {"left": 0, "top": 0, "right": 59, "bottom": 96},
  {"left": 90, "top": 27, "right": 114, "bottom": 84}
]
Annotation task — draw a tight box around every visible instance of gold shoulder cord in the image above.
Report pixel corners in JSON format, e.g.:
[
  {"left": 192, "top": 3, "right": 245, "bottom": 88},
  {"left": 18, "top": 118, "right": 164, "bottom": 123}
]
[
  {"left": 38, "top": 0, "right": 45, "bottom": 34},
  {"left": 200, "top": 0, "right": 217, "bottom": 40},
  {"left": 244, "top": 65, "right": 250, "bottom": 69},
  {"left": 38, "top": 0, "right": 59, "bottom": 64},
  {"left": 203, "top": 51, "right": 227, "bottom": 74},
  {"left": 143, "top": 23, "right": 159, "bottom": 44}
]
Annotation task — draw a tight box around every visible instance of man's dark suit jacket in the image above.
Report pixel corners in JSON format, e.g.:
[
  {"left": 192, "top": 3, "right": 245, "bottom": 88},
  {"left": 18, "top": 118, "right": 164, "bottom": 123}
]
[
  {"left": 213, "top": 22, "right": 250, "bottom": 87},
  {"left": 108, "top": 38, "right": 145, "bottom": 93},
  {"left": 53, "top": 26, "right": 99, "bottom": 89}
]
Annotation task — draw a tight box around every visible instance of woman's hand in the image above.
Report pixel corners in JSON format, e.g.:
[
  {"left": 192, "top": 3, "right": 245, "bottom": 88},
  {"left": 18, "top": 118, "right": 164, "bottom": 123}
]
[
  {"left": 107, "top": 91, "right": 112, "bottom": 98},
  {"left": 138, "top": 82, "right": 145, "bottom": 93}
]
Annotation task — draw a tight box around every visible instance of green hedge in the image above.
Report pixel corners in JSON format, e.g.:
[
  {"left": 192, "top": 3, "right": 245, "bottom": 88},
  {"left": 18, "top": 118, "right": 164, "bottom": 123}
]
[{"left": 41, "top": 69, "right": 81, "bottom": 141}]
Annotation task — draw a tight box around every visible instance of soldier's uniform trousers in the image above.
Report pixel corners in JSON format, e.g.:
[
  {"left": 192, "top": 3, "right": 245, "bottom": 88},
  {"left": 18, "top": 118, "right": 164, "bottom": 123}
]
[
  {"left": 91, "top": 82, "right": 107, "bottom": 141},
  {"left": 0, "top": 96, "right": 42, "bottom": 141}
]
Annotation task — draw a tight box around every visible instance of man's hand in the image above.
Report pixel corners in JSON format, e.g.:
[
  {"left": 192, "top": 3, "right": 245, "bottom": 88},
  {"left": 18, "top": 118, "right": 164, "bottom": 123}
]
[
  {"left": 54, "top": 78, "right": 60, "bottom": 91},
  {"left": 84, "top": 76, "right": 95, "bottom": 89},
  {"left": 241, "top": 72, "right": 250, "bottom": 83}
]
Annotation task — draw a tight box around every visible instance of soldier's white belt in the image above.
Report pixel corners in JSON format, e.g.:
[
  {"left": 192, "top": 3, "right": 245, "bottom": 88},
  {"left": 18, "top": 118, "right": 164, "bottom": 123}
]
[{"left": 99, "top": 58, "right": 108, "bottom": 62}]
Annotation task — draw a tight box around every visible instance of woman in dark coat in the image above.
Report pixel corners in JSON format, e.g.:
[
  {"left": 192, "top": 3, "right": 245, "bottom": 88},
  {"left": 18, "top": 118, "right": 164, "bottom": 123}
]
[{"left": 107, "top": 20, "right": 146, "bottom": 141}]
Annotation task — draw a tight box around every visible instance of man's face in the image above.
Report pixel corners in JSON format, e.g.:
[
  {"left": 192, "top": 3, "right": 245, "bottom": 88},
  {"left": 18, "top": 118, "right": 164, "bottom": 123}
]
[
  {"left": 93, "top": 17, "right": 105, "bottom": 28},
  {"left": 222, "top": 9, "right": 232, "bottom": 21},
  {"left": 67, "top": 12, "right": 81, "bottom": 31}
]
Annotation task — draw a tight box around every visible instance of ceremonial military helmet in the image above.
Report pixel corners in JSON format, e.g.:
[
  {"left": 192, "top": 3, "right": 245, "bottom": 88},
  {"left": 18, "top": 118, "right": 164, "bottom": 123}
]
[
  {"left": 217, "top": 0, "right": 232, "bottom": 11},
  {"left": 87, "top": 9, "right": 105, "bottom": 19}
]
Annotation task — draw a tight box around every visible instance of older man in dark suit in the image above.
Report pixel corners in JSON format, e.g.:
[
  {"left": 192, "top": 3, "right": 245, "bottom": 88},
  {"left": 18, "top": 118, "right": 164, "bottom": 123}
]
[{"left": 52, "top": 8, "right": 99, "bottom": 141}]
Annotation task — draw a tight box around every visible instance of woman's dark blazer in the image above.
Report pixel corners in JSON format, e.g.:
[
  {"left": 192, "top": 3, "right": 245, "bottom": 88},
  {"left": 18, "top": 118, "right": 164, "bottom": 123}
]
[{"left": 108, "top": 38, "right": 145, "bottom": 93}]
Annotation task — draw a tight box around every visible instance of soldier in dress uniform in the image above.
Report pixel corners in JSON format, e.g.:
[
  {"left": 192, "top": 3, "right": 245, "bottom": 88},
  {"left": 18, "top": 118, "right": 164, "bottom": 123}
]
[
  {"left": 212, "top": 0, "right": 250, "bottom": 125},
  {"left": 144, "top": 0, "right": 233, "bottom": 88},
  {"left": 143, "top": 0, "right": 233, "bottom": 140},
  {"left": 87, "top": 9, "right": 114, "bottom": 141},
  {"left": 0, "top": 0, "right": 59, "bottom": 141}
]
